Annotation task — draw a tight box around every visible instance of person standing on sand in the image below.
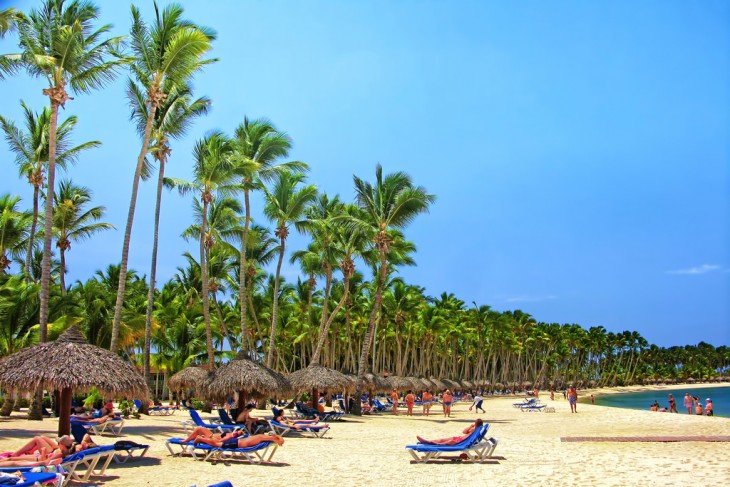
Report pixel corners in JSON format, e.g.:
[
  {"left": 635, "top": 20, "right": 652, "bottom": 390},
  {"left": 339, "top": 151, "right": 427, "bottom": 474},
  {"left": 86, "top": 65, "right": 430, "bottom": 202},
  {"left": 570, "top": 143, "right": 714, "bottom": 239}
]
[
  {"left": 390, "top": 389, "right": 399, "bottom": 416},
  {"left": 550, "top": 389, "right": 555, "bottom": 401},
  {"left": 684, "top": 393, "right": 693, "bottom": 414},
  {"left": 442, "top": 389, "right": 453, "bottom": 417},
  {"left": 567, "top": 385, "right": 578, "bottom": 413},
  {"left": 705, "top": 399, "right": 713, "bottom": 416},
  {"left": 422, "top": 390, "right": 432, "bottom": 416},
  {"left": 405, "top": 390, "right": 415, "bottom": 416},
  {"left": 695, "top": 399, "right": 704, "bottom": 415},
  {"left": 668, "top": 394, "right": 678, "bottom": 413}
]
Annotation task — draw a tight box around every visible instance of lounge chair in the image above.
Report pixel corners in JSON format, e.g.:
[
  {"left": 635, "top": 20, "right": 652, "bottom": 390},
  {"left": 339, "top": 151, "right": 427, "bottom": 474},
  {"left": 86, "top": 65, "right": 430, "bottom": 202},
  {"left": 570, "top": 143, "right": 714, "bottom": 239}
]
[
  {"left": 295, "top": 402, "right": 344, "bottom": 422},
  {"left": 512, "top": 398, "right": 538, "bottom": 408},
  {"left": 371, "top": 399, "right": 389, "bottom": 412},
  {"left": 206, "top": 440, "right": 279, "bottom": 465},
  {"left": 0, "top": 471, "right": 59, "bottom": 487},
  {"left": 405, "top": 424, "right": 499, "bottom": 463},
  {"left": 70, "top": 417, "right": 125, "bottom": 436},
  {"left": 267, "top": 419, "right": 330, "bottom": 438},
  {"left": 164, "top": 438, "right": 217, "bottom": 461},
  {"left": 208, "top": 482, "right": 233, "bottom": 487},
  {"left": 187, "top": 410, "right": 237, "bottom": 433},
  {"left": 70, "top": 422, "right": 148, "bottom": 464}
]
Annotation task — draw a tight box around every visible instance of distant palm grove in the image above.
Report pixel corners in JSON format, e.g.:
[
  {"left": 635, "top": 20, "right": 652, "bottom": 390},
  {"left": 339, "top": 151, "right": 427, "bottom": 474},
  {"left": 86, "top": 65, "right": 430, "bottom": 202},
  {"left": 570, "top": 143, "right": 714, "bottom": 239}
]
[{"left": 0, "top": 1, "right": 728, "bottom": 411}]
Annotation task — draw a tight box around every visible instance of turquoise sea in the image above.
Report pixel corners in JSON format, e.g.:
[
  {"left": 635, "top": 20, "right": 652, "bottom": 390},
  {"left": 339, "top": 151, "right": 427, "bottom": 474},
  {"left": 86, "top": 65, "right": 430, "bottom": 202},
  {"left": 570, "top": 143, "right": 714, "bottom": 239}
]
[{"left": 595, "top": 386, "right": 730, "bottom": 418}]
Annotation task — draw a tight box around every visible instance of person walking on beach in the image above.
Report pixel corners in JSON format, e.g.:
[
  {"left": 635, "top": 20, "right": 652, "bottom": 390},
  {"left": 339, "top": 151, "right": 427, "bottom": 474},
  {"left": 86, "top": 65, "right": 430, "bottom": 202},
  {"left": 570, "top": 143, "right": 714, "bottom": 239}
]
[
  {"left": 405, "top": 390, "right": 415, "bottom": 416},
  {"left": 442, "top": 389, "right": 453, "bottom": 417},
  {"left": 470, "top": 394, "right": 485, "bottom": 413},
  {"left": 567, "top": 385, "right": 578, "bottom": 413},
  {"left": 668, "top": 394, "right": 678, "bottom": 413},
  {"left": 422, "top": 390, "right": 432, "bottom": 416},
  {"left": 684, "top": 393, "right": 693, "bottom": 414},
  {"left": 390, "top": 389, "right": 399, "bottom": 416}
]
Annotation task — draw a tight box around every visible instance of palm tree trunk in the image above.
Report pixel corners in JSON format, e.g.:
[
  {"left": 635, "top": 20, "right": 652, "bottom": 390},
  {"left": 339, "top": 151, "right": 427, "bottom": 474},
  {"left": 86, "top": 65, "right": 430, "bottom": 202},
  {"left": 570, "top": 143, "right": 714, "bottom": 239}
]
[
  {"left": 59, "top": 248, "right": 66, "bottom": 296},
  {"left": 38, "top": 97, "right": 60, "bottom": 344},
  {"left": 25, "top": 186, "right": 39, "bottom": 282},
  {"left": 239, "top": 188, "right": 251, "bottom": 352},
  {"left": 266, "top": 237, "right": 286, "bottom": 367},
  {"left": 144, "top": 157, "right": 165, "bottom": 383},
  {"left": 200, "top": 199, "right": 215, "bottom": 367},
  {"left": 311, "top": 275, "right": 350, "bottom": 365},
  {"left": 111, "top": 103, "right": 157, "bottom": 353}
]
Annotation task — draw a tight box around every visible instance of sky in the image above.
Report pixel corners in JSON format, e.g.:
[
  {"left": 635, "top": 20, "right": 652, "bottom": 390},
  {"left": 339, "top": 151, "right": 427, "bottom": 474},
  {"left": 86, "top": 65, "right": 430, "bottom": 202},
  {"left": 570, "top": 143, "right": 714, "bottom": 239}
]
[{"left": 1, "top": 0, "right": 728, "bottom": 348}]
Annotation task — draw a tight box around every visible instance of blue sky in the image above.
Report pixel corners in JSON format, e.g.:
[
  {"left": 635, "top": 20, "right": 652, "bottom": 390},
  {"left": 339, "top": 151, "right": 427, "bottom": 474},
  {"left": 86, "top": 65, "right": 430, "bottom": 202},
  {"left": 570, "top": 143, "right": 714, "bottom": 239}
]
[{"left": 1, "top": 0, "right": 728, "bottom": 347}]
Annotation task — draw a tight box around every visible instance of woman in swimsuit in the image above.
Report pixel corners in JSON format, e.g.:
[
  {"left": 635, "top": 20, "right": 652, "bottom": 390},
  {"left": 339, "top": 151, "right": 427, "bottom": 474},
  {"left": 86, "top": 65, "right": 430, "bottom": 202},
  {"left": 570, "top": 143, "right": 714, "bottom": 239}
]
[{"left": 416, "top": 419, "right": 483, "bottom": 445}]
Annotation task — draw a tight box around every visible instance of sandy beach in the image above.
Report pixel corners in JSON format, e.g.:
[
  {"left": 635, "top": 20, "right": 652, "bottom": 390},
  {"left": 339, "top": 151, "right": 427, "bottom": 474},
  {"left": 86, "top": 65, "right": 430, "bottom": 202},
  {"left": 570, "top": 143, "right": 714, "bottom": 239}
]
[{"left": 2, "top": 385, "right": 730, "bottom": 487}]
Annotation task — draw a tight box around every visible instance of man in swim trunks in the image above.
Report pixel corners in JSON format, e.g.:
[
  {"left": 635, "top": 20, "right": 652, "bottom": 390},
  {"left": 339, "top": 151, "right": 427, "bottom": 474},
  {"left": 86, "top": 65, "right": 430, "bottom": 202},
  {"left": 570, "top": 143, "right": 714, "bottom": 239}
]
[
  {"left": 442, "top": 390, "right": 453, "bottom": 417},
  {"left": 705, "top": 398, "right": 713, "bottom": 416},
  {"left": 567, "top": 385, "right": 577, "bottom": 413},
  {"left": 390, "top": 389, "right": 399, "bottom": 416},
  {"left": 421, "top": 390, "right": 432, "bottom": 416},
  {"left": 405, "top": 390, "right": 415, "bottom": 416},
  {"left": 683, "top": 393, "right": 693, "bottom": 414}
]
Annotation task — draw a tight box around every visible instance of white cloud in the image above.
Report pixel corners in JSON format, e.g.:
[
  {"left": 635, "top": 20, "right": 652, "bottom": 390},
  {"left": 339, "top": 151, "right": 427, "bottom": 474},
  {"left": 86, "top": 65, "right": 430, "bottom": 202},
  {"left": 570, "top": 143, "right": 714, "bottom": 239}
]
[{"left": 666, "top": 264, "right": 722, "bottom": 275}]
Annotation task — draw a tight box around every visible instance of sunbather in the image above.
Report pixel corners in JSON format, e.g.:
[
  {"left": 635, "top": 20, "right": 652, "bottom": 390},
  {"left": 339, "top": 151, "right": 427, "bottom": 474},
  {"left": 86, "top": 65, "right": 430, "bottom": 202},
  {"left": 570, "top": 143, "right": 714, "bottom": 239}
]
[
  {"left": 198, "top": 431, "right": 285, "bottom": 448},
  {"left": 273, "top": 409, "right": 327, "bottom": 429},
  {"left": 182, "top": 426, "right": 241, "bottom": 444},
  {"left": 0, "top": 435, "right": 75, "bottom": 466},
  {"left": 192, "top": 428, "right": 246, "bottom": 446},
  {"left": 416, "top": 419, "right": 483, "bottom": 445},
  {"left": 236, "top": 404, "right": 268, "bottom": 432},
  {"left": 71, "top": 409, "right": 115, "bottom": 423}
]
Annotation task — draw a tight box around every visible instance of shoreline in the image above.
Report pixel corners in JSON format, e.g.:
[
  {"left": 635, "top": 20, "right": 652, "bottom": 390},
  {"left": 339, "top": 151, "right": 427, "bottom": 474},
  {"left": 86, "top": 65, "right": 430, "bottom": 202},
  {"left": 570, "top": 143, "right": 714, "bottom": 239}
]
[{"left": 580, "top": 381, "right": 730, "bottom": 398}]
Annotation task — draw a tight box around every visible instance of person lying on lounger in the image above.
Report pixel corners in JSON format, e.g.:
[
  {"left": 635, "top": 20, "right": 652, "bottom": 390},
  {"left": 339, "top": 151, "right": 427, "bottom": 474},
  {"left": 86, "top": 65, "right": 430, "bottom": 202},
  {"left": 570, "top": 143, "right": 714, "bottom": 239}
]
[
  {"left": 416, "top": 419, "right": 483, "bottom": 445},
  {"left": 0, "top": 435, "right": 76, "bottom": 466},
  {"left": 236, "top": 404, "right": 269, "bottom": 432},
  {"left": 273, "top": 409, "right": 328, "bottom": 429},
  {"left": 195, "top": 431, "right": 285, "bottom": 448},
  {"left": 182, "top": 426, "right": 245, "bottom": 444},
  {"left": 71, "top": 409, "right": 116, "bottom": 423}
]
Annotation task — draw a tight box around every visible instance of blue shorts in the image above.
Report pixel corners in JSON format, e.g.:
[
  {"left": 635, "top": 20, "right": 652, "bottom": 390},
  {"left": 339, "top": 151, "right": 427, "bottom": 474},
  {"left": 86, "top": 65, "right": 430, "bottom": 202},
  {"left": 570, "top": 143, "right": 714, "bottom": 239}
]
[
  {"left": 443, "top": 401, "right": 452, "bottom": 406},
  {"left": 569, "top": 397, "right": 577, "bottom": 405}
]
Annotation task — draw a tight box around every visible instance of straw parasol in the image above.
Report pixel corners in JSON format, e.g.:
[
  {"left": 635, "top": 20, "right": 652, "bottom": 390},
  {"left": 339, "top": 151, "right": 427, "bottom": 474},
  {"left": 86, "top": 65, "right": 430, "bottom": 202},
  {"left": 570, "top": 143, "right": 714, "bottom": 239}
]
[
  {"left": 204, "top": 350, "right": 291, "bottom": 408},
  {"left": 0, "top": 326, "right": 148, "bottom": 436},
  {"left": 385, "top": 375, "right": 413, "bottom": 391},
  {"left": 357, "top": 370, "right": 389, "bottom": 392},
  {"left": 461, "top": 379, "right": 473, "bottom": 389},
  {"left": 288, "top": 364, "right": 354, "bottom": 405},
  {"left": 429, "top": 377, "right": 446, "bottom": 390},
  {"left": 168, "top": 366, "right": 211, "bottom": 394},
  {"left": 442, "top": 379, "right": 462, "bottom": 390}
]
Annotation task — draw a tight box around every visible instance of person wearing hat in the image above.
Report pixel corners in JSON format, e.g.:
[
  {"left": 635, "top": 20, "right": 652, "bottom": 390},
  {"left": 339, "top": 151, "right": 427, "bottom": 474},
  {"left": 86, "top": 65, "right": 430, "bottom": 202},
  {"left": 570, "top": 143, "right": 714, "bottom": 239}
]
[{"left": 704, "top": 398, "right": 713, "bottom": 416}]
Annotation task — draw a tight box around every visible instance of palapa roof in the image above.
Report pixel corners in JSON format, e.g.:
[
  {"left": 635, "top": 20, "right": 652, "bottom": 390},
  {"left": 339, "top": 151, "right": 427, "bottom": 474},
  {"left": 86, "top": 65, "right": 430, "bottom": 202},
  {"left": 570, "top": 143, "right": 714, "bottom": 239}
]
[
  {"left": 204, "top": 350, "right": 291, "bottom": 400},
  {"left": 357, "top": 371, "right": 389, "bottom": 392},
  {"left": 0, "top": 326, "right": 148, "bottom": 398},
  {"left": 385, "top": 375, "right": 413, "bottom": 390},
  {"left": 429, "top": 377, "right": 446, "bottom": 390},
  {"left": 288, "top": 364, "right": 354, "bottom": 393},
  {"left": 461, "top": 380, "right": 473, "bottom": 388},
  {"left": 442, "top": 379, "right": 462, "bottom": 390},
  {"left": 168, "top": 366, "right": 211, "bottom": 392}
]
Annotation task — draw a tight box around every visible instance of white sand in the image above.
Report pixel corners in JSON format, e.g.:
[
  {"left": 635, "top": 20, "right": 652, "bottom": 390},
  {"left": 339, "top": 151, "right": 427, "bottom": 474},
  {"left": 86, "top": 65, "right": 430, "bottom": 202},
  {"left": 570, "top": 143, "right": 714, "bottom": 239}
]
[{"left": 2, "top": 386, "right": 730, "bottom": 486}]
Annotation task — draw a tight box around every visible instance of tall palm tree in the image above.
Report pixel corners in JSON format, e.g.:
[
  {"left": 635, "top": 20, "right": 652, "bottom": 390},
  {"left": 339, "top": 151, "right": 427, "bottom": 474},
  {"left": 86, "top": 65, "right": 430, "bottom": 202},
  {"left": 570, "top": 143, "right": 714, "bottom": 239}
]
[
  {"left": 1, "top": 0, "right": 124, "bottom": 346},
  {"left": 0, "top": 194, "right": 31, "bottom": 274},
  {"left": 0, "top": 103, "right": 100, "bottom": 280},
  {"left": 110, "top": 1, "right": 216, "bottom": 353},
  {"left": 345, "top": 164, "right": 434, "bottom": 412},
  {"left": 262, "top": 171, "right": 317, "bottom": 367},
  {"left": 0, "top": 8, "right": 19, "bottom": 38},
  {"left": 128, "top": 80, "right": 211, "bottom": 382},
  {"left": 166, "top": 132, "right": 235, "bottom": 367},
  {"left": 230, "top": 117, "right": 305, "bottom": 354},
  {"left": 52, "top": 179, "right": 113, "bottom": 295}
]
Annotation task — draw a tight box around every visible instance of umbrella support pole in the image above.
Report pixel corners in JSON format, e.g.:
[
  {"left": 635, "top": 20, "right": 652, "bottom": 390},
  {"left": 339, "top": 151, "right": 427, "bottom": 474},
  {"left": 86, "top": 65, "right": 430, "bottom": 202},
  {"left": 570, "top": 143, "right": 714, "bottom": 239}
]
[{"left": 58, "top": 387, "right": 71, "bottom": 437}]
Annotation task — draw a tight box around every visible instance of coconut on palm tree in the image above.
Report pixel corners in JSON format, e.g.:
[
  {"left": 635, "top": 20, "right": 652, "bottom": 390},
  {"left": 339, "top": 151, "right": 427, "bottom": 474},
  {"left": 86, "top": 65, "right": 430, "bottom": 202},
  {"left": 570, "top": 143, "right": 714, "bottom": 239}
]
[
  {"left": 51, "top": 179, "right": 113, "bottom": 295},
  {"left": 110, "top": 1, "right": 216, "bottom": 354},
  {"left": 1, "top": 0, "right": 124, "bottom": 348},
  {"left": 1, "top": 103, "right": 100, "bottom": 281}
]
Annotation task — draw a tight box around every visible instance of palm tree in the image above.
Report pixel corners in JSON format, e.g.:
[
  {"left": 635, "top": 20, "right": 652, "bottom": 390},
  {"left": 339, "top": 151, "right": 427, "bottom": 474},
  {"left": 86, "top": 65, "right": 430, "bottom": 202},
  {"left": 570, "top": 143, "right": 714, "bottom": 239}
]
[
  {"left": 0, "top": 194, "right": 32, "bottom": 274},
  {"left": 1, "top": 0, "right": 124, "bottom": 345},
  {"left": 52, "top": 179, "right": 113, "bottom": 295},
  {"left": 0, "top": 8, "right": 19, "bottom": 38},
  {"left": 128, "top": 80, "right": 211, "bottom": 383},
  {"left": 166, "top": 132, "right": 235, "bottom": 367},
  {"left": 230, "top": 117, "right": 305, "bottom": 353},
  {"left": 0, "top": 102, "right": 100, "bottom": 280},
  {"left": 110, "top": 1, "right": 216, "bottom": 353},
  {"left": 345, "top": 164, "right": 434, "bottom": 412},
  {"left": 262, "top": 171, "right": 317, "bottom": 367}
]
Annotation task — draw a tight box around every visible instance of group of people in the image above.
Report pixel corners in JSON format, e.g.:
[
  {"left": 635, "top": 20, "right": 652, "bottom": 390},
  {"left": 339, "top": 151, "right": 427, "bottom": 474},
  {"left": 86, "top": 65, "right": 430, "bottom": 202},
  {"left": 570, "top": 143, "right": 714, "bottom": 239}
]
[
  {"left": 388, "top": 389, "right": 454, "bottom": 417},
  {"left": 0, "top": 432, "right": 96, "bottom": 468},
  {"left": 651, "top": 393, "right": 714, "bottom": 416}
]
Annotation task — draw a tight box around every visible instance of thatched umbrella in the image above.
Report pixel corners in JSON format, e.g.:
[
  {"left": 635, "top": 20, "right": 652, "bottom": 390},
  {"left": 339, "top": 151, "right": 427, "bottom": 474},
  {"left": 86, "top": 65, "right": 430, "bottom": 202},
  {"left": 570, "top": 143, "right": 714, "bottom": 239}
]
[
  {"left": 358, "top": 371, "right": 389, "bottom": 392},
  {"left": 418, "top": 377, "right": 435, "bottom": 391},
  {"left": 442, "top": 379, "right": 462, "bottom": 390},
  {"left": 0, "top": 326, "right": 148, "bottom": 436},
  {"left": 288, "top": 364, "right": 354, "bottom": 406},
  {"left": 204, "top": 351, "right": 291, "bottom": 410},
  {"left": 429, "top": 377, "right": 446, "bottom": 391},
  {"left": 386, "top": 375, "right": 413, "bottom": 391},
  {"left": 168, "top": 366, "right": 211, "bottom": 404},
  {"left": 461, "top": 379, "right": 473, "bottom": 389}
]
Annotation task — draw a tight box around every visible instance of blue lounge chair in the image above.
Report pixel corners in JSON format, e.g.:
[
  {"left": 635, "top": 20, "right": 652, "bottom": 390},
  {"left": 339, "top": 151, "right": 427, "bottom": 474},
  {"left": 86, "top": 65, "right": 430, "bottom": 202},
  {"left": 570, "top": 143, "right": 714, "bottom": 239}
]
[
  {"left": 189, "top": 410, "right": 237, "bottom": 433},
  {"left": 70, "top": 416, "right": 125, "bottom": 436},
  {"left": 165, "top": 438, "right": 218, "bottom": 461},
  {"left": 513, "top": 398, "right": 538, "bottom": 408},
  {"left": 405, "top": 424, "right": 498, "bottom": 463},
  {"left": 0, "top": 471, "right": 59, "bottom": 487},
  {"left": 208, "top": 482, "right": 233, "bottom": 487},
  {"left": 267, "top": 419, "right": 330, "bottom": 438},
  {"left": 206, "top": 440, "right": 279, "bottom": 465}
]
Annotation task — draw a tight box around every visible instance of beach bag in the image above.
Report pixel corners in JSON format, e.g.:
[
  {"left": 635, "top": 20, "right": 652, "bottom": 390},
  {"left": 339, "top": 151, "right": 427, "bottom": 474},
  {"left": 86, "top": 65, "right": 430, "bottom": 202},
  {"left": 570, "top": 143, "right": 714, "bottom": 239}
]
[{"left": 114, "top": 440, "right": 145, "bottom": 450}]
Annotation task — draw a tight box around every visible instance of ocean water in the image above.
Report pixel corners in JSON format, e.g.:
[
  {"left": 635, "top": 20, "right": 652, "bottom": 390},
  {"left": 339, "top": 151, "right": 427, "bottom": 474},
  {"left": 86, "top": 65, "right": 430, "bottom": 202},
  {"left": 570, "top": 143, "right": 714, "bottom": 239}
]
[{"left": 595, "top": 386, "right": 730, "bottom": 418}]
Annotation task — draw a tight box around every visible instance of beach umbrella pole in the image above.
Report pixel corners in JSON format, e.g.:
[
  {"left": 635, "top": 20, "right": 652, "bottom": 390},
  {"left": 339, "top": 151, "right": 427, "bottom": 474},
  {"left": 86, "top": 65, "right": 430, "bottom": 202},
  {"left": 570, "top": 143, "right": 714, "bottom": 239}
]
[{"left": 58, "top": 387, "right": 71, "bottom": 436}]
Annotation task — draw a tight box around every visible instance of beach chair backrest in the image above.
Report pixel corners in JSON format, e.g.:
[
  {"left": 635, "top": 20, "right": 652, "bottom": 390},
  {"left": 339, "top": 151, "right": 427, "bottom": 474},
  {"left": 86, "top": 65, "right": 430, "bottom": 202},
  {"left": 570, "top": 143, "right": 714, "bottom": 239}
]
[
  {"left": 189, "top": 409, "right": 206, "bottom": 427},
  {"left": 133, "top": 399, "right": 142, "bottom": 410},
  {"left": 218, "top": 409, "right": 235, "bottom": 425},
  {"left": 70, "top": 421, "right": 88, "bottom": 444}
]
